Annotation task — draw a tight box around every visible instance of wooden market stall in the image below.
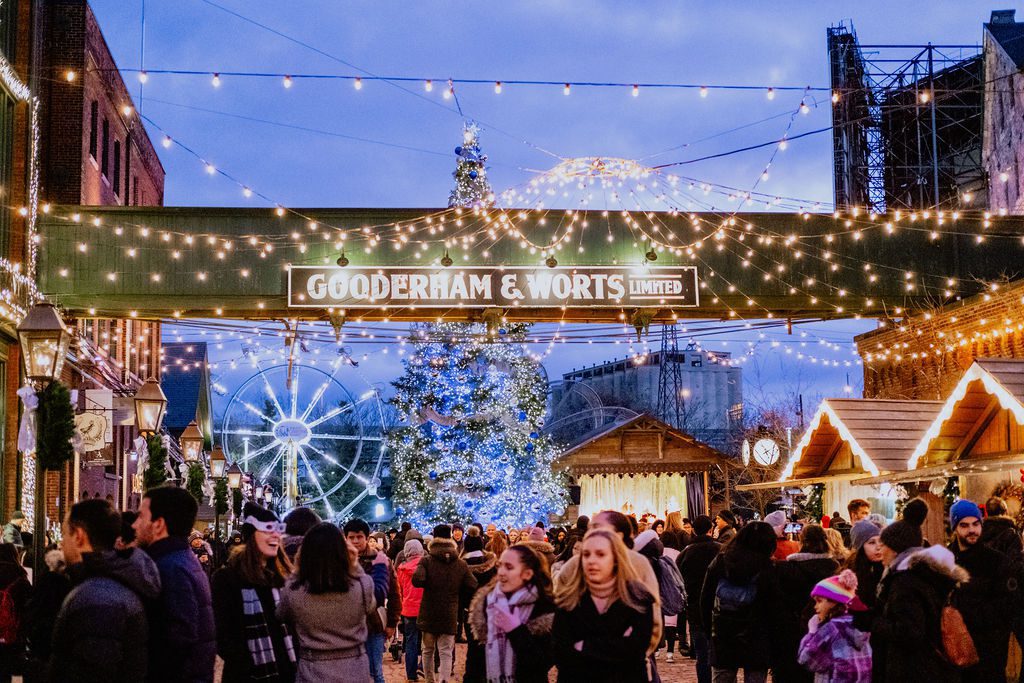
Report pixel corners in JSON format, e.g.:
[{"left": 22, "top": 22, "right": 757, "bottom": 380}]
[
  {"left": 555, "top": 413, "right": 726, "bottom": 521},
  {"left": 854, "top": 359, "right": 1024, "bottom": 520},
  {"left": 738, "top": 398, "right": 943, "bottom": 523}
]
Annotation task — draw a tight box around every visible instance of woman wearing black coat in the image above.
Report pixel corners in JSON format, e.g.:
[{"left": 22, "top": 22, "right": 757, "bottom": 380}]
[
  {"left": 873, "top": 545, "right": 966, "bottom": 683},
  {"left": 465, "top": 545, "right": 555, "bottom": 683},
  {"left": 212, "top": 505, "right": 296, "bottom": 683},
  {"left": 552, "top": 529, "right": 655, "bottom": 682},
  {"left": 699, "top": 521, "right": 779, "bottom": 683},
  {"left": 771, "top": 524, "right": 840, "bottom": 683}
]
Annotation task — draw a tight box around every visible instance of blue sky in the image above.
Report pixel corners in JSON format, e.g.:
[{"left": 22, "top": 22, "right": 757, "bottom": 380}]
[{"left": 85, "top": 1, "right": 998, "bottom": 415}]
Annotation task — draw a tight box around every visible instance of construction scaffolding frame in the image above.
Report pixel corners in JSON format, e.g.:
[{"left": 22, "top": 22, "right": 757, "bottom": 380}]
[{"left": 828, "top": 23, "right": 984, "bottom": 213}]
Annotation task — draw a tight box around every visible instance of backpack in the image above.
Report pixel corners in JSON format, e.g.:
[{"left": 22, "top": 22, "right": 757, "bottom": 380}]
[
  {"left": 0, "top": 585, "right": 19, "bottom": 644},
  {"left": 656, "top": 556, "right": 686, "bottom": 617},
  {"left": 712, "top": 573, "right": 759, "bottom": 641}
]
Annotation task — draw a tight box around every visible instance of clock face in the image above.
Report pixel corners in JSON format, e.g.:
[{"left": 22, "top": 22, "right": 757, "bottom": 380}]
[
  {"left": 753, "top": 438, "right": 780, "bottom": 466},
  {"left": 741, "top": 440, "right": 751, "bottom": 466}
]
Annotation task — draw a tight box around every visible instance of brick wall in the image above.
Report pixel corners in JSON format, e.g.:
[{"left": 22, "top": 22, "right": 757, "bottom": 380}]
[
  {"left": 982, "top": 29, "right": 1024, "bottom": 214},
  {"left": 35, "top": 0, "right": 166, "bottom": 516},
  {"left": 40, "top": 1, "right": 165, "bottom": 206},
  {"left": 856, "top": 280, "right": 1024, "bottom": 399}
]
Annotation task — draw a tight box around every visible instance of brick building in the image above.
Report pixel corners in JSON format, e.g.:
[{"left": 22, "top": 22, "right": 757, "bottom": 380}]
[
  {"left": 856, "top": 280, "right": 1024, "bottom": 400},
  {"left": 983, "top": 10, "right": 1024, "bottom": 214},
  {"left": 0, "top": 0, "right": 50, "bottom": 528},
  {"left": 38, "top": 0, "right": 164, "bottom": 206},
  {"left": 34, "top": 0, "right": 165, "bottom": 513}
]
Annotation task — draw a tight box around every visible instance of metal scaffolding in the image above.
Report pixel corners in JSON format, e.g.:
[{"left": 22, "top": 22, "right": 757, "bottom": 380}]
[{"left": 828, "top": 23, "right": 984, "bottom": 212}]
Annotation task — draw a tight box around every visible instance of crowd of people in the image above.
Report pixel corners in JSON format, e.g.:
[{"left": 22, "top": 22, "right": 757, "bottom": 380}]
[{"left": 0, "top": 488, "right": 1018, "bottom": 682}]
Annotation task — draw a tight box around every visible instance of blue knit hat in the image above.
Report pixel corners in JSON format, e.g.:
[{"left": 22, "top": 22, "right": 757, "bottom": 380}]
[{"left": 949, "top": 499, "right": 983, "bottom": 528}]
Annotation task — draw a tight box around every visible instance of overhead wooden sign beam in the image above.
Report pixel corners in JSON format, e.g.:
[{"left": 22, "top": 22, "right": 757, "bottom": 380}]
[{"left": 36, "top": 206, "right": 1024, "bottom": 322}]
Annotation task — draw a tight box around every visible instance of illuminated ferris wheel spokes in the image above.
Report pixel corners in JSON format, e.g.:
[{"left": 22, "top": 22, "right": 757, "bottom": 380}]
[{"left": 220, "top": 357, "right": 386, "bottom": 520}]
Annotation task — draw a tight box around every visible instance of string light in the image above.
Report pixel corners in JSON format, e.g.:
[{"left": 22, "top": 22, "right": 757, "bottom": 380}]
[
  {"left": 563, "top": 83, "right": 571, "bottom": 96},
  {"left": 353, "top": 77, "right": 362, "bottom": 90},
  {"left": 282, "top": 75, "right": 293, "bottom": 89},
  {"left": 424, "top": 79, "right": 433, "bottom": 92},
  {"left": 212, "top": 73, "right": 221, "bottom": 87},
  {"left": 494, "top": 81, "right": 502, "bottom": 94}
]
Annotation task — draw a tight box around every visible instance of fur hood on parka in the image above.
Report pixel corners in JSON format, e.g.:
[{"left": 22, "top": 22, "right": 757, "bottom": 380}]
[
  {"left": 463, "top": 550, "right": 497, "bottom": 575},
  {"left": 902, "top": 545, "right": 970, "bottom": 584},
  {"left": 467, "top": 579, "right": 555, "bottom": 643},
  {"left": 427, "top": 537, "right": 460, "bottom": 563}
]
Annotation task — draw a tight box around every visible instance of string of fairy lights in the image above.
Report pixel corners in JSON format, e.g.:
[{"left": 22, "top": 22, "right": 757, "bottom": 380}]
[{"left": 37, "top": 36, "right": 1024, "bottom": 382}]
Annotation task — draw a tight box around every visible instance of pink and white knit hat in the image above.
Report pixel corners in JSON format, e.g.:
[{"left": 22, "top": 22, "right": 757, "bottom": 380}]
[{"left": 811, "top": 569, "right": 864, "bottom": 608}]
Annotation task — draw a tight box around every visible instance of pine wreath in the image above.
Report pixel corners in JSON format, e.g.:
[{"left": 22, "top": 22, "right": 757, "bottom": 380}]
[{"left": 36, "top": 382, "right": 75, "bottom": 471}]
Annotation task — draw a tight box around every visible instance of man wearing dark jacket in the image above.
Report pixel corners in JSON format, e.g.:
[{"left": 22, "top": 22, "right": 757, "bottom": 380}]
[
  {"left": 345, "top": 518, "right": 400, "bottom": 683},
  {"left": 50, "top": 499, "right": 162, "bottom": 682},
  {"left": 134, "top": 486, "right": 216, "bottom": 682},
  {"left": 677, "top": 515, "right": 720, "bottom": 683},
  {"left": 413, "top": 524, "right": 477, "bottom": 683},
  {"left": 948, "top": 499, "right": 1016, "bottom": 683}
]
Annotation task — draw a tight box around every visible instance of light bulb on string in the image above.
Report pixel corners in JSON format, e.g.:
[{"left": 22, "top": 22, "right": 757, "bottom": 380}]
[
  {"left": 65, "top": 70, "right": 77, "bottom": 82},
  {"left": 161, "top": 135, "right": 172, "bottom": 149},
  {"left": 212, "top": 73, "right": 221, "bottom": 88},
  {"left": 354, "top": 77, "right": 362, "bottom": 90},
  {"left": 138, "top": 71, "right": 148, "bottom": 84},
  {"left": 632, "top": 84, "right": 639, "bottom": 97},
  {"left": 283, "top": 75, "right": 293, "bottom": 89},
  {"left": 563, "top": 83, "right": 571, "bottom": 96},
  {"left": 766, "top": 87, "right": 775, "bottom": 100},
  {"left": 700, "top": 86, "right": 708, "bottom": 98},
  {"left": 424, "top": 79, "right": 433, "bottom": 92},
  {"left": 494, "top": 81, "right": 502, "bottom": 94}
]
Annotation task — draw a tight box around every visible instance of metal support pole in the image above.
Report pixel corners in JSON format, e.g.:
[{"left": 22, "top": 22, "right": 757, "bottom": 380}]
[{"left": 928, "top": 44, "right": 941, "bottom": 210}]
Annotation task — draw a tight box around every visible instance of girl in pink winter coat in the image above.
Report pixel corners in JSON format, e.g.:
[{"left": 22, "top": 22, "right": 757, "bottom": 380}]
[{"left": 798, "top": 569, "right": 872, "bottom": 683}]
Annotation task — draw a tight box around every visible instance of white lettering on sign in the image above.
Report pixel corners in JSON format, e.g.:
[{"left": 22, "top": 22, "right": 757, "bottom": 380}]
[{"left": 291, "top": 266, "right": 698, "bottom": 308}]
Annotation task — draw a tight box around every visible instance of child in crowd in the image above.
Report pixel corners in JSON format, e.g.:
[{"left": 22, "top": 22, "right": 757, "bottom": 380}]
[{"left": 797, "top": 569, "right": 871, "bottom": 683}]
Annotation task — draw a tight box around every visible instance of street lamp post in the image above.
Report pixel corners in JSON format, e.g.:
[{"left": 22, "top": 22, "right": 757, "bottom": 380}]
[
  {"left": 132, "top": 377, "right": 167, "bottom": 511},
  {"left": 209, "top": 446, "right": 226, "bottom": 539},
  {"left": 179, "top": 420, "right": 204, "bottom": 463},
  {"left": 16, "top": 303, "right": 72, "bottom": 577},
  {"left": 226, "top": 462, "right": 243, "bottom": 533}
]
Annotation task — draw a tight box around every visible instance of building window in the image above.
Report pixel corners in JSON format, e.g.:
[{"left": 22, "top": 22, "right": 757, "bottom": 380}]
[
  {"left": 101, "top": 119, "right": 109, "bottom": 177},
  {"left": 124, "top": 137, "right": 131, "bottom": 203},
  {"left": 89, "top": 101, "right": 98, "bottom": 159},
  {"left": 112, "top": 140, "right": 121, "bottom": 196}
]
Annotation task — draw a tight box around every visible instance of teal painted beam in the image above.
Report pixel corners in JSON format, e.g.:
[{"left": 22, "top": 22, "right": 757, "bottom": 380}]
[{"left": 36, "top": 206, "right": 1023, "bottom": 321}]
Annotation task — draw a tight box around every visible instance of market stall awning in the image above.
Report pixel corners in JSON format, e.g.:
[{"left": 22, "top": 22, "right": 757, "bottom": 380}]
[
  {"left": 851, "top": 452, "right": 1024, "bottom": 486},
  {"left": 736, "top": 472, "right": 873, "bottom": 491}
]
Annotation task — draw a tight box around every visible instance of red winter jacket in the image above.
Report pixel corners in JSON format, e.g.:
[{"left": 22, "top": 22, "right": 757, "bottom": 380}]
[{"left": 397, "top": 557, "right": 424, "bottom": 618}]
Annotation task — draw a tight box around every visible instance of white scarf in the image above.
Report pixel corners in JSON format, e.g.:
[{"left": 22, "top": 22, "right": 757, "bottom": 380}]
[{"left": 485, "top": 584, "right": 537, "bottom": 683}]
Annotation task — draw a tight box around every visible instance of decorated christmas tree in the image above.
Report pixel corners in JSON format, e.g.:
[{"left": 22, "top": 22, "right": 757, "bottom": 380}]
[
  {"left": 447, "top": 121, "right": 493, "bottom": 208},
  {"left": 388, "top": 323, "right": 566, "bottom": 528}
]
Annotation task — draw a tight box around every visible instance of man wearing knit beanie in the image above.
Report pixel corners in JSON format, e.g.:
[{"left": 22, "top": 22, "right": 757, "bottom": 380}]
[{"left": 948, "top": 498, "right": 1015, "bottom": 682}]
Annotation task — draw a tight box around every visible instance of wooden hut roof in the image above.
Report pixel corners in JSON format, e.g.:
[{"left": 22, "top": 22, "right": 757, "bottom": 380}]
[
  {"left": 907, "top": 358, "right": 1024, "bottom": 469},
  {"left": 556, "top": 413, "right": 726, "bottom": 476},
  {"left": 780, "top": 398, "right": 944, "bottom": 481}
]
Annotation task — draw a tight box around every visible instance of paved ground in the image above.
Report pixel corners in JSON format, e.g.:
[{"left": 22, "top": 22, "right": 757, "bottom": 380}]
[{"left": 382, "top": 644, "right": 699, "bottom": 682}]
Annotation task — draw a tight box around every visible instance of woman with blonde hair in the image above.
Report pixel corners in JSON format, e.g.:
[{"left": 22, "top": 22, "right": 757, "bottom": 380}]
[
  {"left": 823, "top": 527, "right": 849, "bottom": 564},
  {"left": 552, "top": 529, "right": 657, "bottom": 682}
]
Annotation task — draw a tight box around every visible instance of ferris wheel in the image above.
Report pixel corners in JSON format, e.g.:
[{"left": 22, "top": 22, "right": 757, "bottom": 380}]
[{"left": 220, "top": 357, "right": 387, "bottom": 521}]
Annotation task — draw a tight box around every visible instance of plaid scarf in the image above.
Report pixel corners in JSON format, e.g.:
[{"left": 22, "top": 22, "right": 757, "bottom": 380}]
[{"left": 242, "top": 587, "right": 296, "bottom": 681}]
